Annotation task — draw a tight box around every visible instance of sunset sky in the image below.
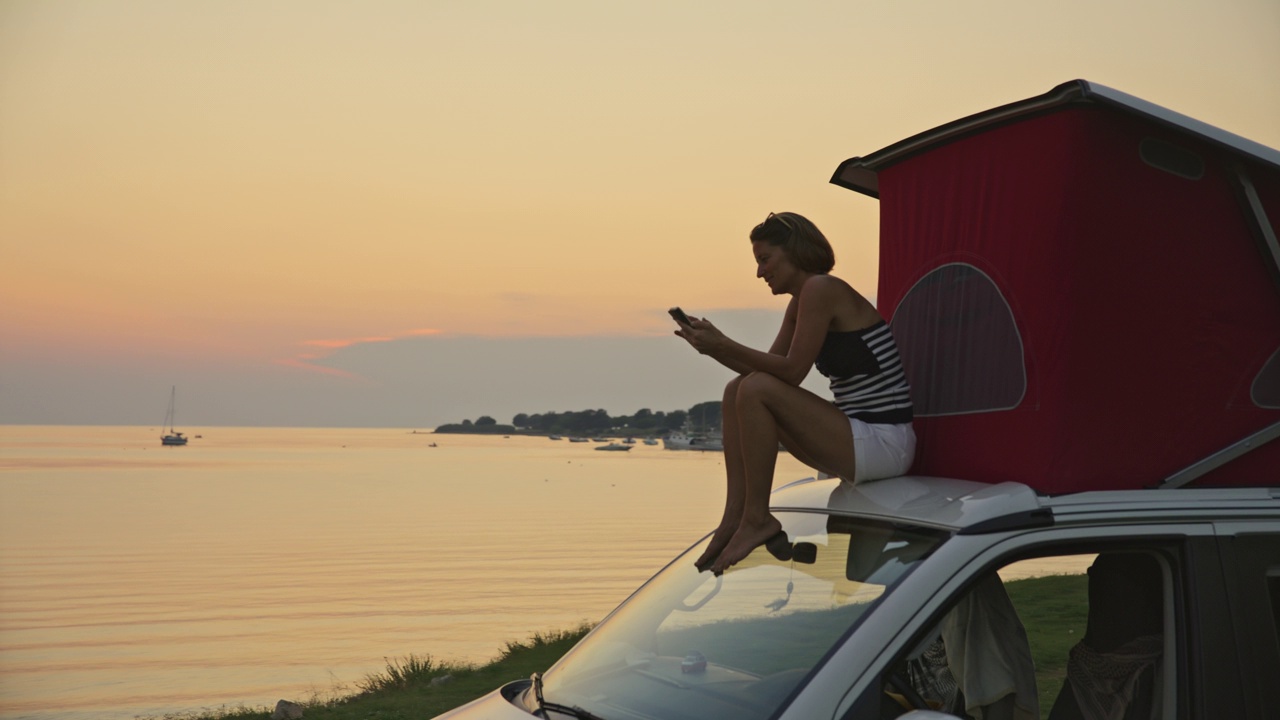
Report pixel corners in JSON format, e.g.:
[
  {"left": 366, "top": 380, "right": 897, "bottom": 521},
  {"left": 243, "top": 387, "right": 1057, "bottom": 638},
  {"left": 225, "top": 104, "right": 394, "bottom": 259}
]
[{"left": 2, "top": 0, "right": 1278, "bottom": 428}]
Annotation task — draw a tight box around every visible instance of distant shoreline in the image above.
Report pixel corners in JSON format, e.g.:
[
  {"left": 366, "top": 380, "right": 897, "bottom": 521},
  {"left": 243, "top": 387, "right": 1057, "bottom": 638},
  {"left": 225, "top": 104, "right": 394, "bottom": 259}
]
[
  {"left": 428, "top": 402, "right": 723, "bottom": 438},
  {"left": 428, "top": 425, "right": 666, "bottom": 437}
]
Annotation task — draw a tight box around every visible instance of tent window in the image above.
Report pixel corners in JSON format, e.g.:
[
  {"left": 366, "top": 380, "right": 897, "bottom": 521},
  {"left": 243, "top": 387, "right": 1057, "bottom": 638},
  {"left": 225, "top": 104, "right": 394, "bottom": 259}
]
[
  {"left": 1253, "top": 346, "right": 1280, "bottom": 409},
  {"left": 891, "top": 263, "right": 1026, "bottom": 416},
  {"left": 1140, "top": 137, "right": 1204, "bottom": 180}
]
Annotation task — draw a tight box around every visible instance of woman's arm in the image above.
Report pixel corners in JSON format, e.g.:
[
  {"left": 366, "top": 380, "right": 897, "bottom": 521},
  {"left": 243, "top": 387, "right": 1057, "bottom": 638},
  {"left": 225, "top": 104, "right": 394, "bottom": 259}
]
[
  {"left": 695, "top": 299, "right": 797, "bottom": 376},
  {"left": 680, "top": 277, "right": 839, "bottom": 385}
]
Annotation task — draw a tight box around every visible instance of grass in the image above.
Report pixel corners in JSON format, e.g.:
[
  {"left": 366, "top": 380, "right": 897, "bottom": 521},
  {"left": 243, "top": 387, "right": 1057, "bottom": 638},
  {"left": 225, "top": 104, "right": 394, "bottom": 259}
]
[
  {"left": 150, "top": 574, "right": 1090, "bottom": 720},
  {"left": 146, "top": 626, "right": 591, "bottom": 720},
  {"left": 1005, "top": 573, "right": 1090, "bottom": 717}
]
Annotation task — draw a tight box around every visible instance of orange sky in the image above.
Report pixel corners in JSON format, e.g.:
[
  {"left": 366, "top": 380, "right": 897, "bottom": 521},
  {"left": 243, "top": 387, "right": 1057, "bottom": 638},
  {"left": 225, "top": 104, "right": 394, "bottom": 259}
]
[{"left": 2, "top": 0, "right": 1278, "bottom": 425}]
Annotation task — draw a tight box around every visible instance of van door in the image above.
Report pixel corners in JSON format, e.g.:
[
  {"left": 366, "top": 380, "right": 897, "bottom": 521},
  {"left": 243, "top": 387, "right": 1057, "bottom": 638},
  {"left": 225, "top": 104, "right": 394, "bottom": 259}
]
[{"left": 1215, "top": 524, "right": 1280, "bottom": 720}]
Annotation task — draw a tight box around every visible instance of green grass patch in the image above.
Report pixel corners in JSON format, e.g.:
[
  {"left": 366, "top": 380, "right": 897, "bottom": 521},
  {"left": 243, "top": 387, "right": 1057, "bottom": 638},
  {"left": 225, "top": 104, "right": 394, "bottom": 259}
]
[{"left": 146, "top": 626, "right": 591, "bottom": 720}]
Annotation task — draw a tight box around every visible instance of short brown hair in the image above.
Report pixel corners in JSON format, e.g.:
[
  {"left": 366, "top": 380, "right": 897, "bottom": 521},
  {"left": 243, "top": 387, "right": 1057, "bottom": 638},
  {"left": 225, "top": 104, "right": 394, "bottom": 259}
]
[{"left": 749, "top": 212, "right": 835, "bottom": 274}]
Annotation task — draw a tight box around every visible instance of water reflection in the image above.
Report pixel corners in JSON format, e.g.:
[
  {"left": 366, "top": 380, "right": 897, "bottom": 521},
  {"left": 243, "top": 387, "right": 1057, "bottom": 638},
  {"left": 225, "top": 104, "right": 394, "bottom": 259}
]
[{"left": 0, "top": 427, "right": 1089, "bottom": 720}]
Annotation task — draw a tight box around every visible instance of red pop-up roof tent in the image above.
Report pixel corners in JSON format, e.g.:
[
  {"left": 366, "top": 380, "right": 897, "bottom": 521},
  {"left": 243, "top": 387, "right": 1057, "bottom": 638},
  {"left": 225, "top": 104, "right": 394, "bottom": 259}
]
[{"left": 832, "top": 80, "right": 1280, "bottom": 493}]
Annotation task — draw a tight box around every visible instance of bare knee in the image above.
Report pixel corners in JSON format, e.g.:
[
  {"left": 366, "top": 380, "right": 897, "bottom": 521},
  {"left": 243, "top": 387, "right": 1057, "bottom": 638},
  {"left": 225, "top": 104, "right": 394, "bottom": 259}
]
[
  {"left": 735, "top": 371, "right": 784, "bottom": 405},
  {"left": 723, "top": 375, "right": 745, "bottom": 402},
  {"left": 722, "top": 376, "right": 745, "bottom": 417}
]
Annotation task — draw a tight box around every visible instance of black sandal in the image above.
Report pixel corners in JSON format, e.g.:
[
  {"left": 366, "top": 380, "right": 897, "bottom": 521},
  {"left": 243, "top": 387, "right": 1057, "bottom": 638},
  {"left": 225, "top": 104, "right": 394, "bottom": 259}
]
[{"left": 764, "top": 530, "right": 793, "bottom": 562}]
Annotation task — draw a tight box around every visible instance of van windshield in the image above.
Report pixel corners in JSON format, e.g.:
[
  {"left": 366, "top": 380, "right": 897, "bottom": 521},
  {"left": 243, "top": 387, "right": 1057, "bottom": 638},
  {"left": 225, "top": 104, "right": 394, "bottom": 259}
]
[{"left": 540, "top": 511, "right": 949, "bottom": 720}]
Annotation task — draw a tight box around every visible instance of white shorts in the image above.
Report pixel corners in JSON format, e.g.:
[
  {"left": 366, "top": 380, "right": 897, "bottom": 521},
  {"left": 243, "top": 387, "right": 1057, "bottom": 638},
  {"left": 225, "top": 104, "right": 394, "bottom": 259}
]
[{"left": 848, "top": 420, "right": 916, "bottom": 483}]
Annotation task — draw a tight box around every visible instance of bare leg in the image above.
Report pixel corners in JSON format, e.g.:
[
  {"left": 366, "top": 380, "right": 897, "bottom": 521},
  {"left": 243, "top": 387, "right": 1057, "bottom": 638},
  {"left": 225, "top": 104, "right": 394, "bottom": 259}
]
[
  {"left": 693, "top": 376, "right": 747, "bottom": 571},
  {"left": 711, "top": 372, "right": 857, "bottom": 573},
  {"left": 778, "top": 427, "right": 834, "bottom": 478},
  {"left": 710, "top": 373, "right": 782, "bottom": 573}
]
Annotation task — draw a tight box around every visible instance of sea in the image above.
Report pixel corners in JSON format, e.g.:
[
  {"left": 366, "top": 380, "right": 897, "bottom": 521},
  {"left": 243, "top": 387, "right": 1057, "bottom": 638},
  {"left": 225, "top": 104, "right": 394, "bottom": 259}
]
[{"left": 0, "top": 426, "right": 817, "bottom": 720}]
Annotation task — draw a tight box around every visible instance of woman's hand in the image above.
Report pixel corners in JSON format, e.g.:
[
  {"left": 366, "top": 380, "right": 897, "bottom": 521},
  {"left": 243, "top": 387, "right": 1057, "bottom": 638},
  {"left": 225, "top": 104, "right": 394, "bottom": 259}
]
[{"left": 675, "top": 317, "right": 729, "bottom": 357}]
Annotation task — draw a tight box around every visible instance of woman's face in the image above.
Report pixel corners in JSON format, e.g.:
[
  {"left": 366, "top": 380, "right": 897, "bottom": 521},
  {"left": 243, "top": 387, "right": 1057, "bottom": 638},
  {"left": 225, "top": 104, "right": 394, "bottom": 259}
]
[{"left": 752, "top": 240, "right": 801, "bottom": 295}]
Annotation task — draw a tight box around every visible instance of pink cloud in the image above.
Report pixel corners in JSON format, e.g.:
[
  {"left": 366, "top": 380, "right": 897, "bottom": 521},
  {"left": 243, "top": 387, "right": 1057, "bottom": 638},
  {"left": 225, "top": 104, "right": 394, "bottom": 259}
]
[
  {"left": 303, "top": 336, "right": 394, "bottom": 349},
  {"left": 278, "top": 328, "right": 443, "bottom": 376}
]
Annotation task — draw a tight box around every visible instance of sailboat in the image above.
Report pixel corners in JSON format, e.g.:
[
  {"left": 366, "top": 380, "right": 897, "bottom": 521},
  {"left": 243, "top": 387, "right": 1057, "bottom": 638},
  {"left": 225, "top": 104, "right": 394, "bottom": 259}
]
[{"left": 160, "top": 386, "right": 188, "bottom": 446}]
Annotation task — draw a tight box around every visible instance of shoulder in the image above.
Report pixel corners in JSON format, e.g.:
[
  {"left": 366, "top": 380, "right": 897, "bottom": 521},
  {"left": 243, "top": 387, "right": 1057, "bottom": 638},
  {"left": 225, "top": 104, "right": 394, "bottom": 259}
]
[
  {"left": 799, "top": 274, "right": 860, "bottom": 303},
  {"left": 793, "top": 276, "right": 844, "bottom": 328},
  {"left": 803, "top": 275, "right": 880, "bottom": 327}
]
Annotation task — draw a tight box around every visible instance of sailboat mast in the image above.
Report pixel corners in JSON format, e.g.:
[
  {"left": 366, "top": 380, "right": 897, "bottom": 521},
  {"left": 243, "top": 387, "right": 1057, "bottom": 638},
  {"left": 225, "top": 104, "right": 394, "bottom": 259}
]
[
  {"left": 160, "top": 386, "right": 188, "bottom": 445},
  {"left": 165, "top": 385, "right": 177, "bottom": 431}
]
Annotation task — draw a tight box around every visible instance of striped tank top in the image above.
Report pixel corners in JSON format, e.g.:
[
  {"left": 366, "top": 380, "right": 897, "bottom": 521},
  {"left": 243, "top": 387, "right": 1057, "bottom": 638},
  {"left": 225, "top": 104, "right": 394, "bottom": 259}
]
[{"left": 814, "top": 320, "right": 914, "bottom": 424}]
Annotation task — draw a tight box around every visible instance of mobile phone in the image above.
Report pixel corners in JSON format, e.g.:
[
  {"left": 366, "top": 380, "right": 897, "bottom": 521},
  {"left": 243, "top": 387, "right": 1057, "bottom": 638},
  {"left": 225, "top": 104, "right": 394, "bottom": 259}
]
[{"left": 668, "top": 307, "right": 693, "bottom": 326}]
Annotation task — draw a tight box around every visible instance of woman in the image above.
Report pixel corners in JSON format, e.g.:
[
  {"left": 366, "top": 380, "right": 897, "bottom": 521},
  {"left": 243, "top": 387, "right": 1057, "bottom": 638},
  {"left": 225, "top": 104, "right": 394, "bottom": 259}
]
[{"left": 675, "top": 212, "right": 915, "bottom": 574}]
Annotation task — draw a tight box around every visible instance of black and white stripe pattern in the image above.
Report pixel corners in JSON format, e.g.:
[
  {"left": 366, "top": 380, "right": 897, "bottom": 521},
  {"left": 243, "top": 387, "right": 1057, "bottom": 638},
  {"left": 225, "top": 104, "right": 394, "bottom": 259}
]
[{"left": 829, "top": 322, "right": 914, "bottom": 424}]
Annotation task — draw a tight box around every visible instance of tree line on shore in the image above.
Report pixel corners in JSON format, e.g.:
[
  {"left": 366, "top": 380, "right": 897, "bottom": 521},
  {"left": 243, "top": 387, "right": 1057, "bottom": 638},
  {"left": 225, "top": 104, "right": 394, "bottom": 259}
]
[{"left": 433, "top": 401, "right": 722, "bottom": 435}]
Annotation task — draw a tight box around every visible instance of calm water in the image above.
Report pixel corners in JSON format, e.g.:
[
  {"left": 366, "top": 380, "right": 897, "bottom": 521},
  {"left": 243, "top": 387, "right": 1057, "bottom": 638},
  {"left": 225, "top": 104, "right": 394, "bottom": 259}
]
[{"left": 0, "top": 426, "right": 816, "bottom": 720}]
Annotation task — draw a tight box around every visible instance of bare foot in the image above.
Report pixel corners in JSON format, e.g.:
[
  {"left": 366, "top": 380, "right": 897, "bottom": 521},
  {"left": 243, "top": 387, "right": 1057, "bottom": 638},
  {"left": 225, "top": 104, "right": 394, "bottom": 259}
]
[
  {"left": 694, "top": 523, "right": 738, "bottom": 572},
  {"left": 710, "top": 516, "right": 783, "bottom": 574}
]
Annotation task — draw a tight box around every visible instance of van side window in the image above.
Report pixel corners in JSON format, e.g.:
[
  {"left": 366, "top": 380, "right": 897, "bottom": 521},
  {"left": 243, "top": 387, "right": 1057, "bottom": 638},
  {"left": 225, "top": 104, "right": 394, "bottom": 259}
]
[{"left": 873, "top": 549, "right": 1176, "bottom": 720}]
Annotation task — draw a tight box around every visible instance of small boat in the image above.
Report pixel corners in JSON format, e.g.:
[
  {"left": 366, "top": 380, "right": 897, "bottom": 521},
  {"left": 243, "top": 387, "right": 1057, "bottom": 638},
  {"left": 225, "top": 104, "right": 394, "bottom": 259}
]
[
  {"left": 568, "top": 437, "right": 590, "bottom": 443},
  {"left": 623, "top": 437, "right": 636, "bottom": 444},
  {"left": 160, "top": 386, "right": 188, "bottom": 446},
  {"left": 595, "top": 443, "right": 632, "bottom": 452},
  {"left": 663, "top": 432, "right": 723, "bottom": 452},
  {"left": 643, "top": 438, "right": 659, "bottom": 446},
  {"left": 549, "top": 435, "right": 562, "bottom": 440}
]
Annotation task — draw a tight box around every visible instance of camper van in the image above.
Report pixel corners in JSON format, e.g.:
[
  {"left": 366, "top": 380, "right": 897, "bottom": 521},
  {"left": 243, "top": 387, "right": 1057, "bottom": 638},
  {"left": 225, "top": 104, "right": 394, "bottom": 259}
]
[{"left": 432, "top": 81, "right": 1280, "bottom": 720}]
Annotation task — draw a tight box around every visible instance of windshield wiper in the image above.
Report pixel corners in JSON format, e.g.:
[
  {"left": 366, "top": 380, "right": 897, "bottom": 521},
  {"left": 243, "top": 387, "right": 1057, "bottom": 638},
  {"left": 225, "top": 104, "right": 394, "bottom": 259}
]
[{"left": 529, "top": 672, "right": 608, "bottom": 720}]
